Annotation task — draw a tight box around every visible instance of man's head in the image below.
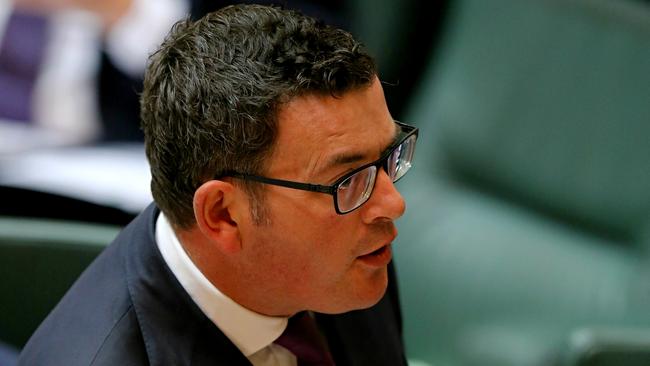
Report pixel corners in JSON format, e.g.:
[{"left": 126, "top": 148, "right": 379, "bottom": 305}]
[
  {"left": 141, "top": 4, "right": 415, "bottom": 316},
  {"left": 141, "top": 4, "right": 376, "bottom": 228}
]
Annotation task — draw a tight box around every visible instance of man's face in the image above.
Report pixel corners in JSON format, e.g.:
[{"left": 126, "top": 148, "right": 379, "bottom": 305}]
[{"left": 237, "top": 78, "right": 406, "bottom": 315}]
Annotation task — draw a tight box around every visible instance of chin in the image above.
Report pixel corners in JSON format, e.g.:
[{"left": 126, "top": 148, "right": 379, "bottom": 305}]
[
  {"left": 355, "top": 270, "right": 390, "bottom": 309},
  {"left": 319, "top": 268, "right": 389, "bottom": 314}
]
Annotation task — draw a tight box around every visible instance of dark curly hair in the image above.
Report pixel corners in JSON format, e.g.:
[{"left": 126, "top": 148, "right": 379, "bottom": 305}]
[{"left": 140, "top": 4, "right": 376, "bottom": 228}]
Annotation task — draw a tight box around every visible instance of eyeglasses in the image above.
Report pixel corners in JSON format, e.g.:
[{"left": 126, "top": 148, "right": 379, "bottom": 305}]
[{"left": 225, "top": 120, "right": 418, "bottom": 214}]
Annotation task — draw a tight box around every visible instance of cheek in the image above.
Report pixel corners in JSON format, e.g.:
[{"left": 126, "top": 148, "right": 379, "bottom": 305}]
[
  {"left": 268, "top": 217, "right": 357, "bottom": 279},
  {"left": 272, "top": 194, "right": 351, "bottom": 247},
  {"left": 257, "top": 195, "right": 363, "bottom": 278}
]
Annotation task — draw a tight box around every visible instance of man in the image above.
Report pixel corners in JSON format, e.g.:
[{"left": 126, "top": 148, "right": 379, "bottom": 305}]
[{"left": 19, "top": 4, "right": 418, "bottom": 365}]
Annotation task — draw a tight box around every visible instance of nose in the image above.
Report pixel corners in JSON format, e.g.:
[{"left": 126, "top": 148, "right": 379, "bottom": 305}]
[{"left": 360, "top": 168, "right": 406, "bottom": 223}]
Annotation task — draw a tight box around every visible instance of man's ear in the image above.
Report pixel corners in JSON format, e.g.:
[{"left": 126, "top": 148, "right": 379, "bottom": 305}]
[{"left": 193, "top": 180, "right": 242, "bottom": 254}]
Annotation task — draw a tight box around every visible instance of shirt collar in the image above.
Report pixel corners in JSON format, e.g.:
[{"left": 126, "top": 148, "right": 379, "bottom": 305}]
[{"left": 155, "top": 212, "right": 288, "bottom": 356}]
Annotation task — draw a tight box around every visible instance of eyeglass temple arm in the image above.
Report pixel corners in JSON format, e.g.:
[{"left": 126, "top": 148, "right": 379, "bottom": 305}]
[{"left": 228, "top": 173, "right": 336, "bottom": 195}]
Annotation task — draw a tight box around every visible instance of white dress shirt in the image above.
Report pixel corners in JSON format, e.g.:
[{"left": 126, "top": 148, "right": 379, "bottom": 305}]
[{"left": 155, "top": 212, "right": 298, "bottom": 366}]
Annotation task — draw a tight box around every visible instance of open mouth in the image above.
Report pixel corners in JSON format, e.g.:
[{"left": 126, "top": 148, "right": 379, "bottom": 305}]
[
  {"left": 357, "top": 244, "right": 392, "bottom": 267},
  {"left": 367, "top": 245, "right": 388, "bottom": 257}
]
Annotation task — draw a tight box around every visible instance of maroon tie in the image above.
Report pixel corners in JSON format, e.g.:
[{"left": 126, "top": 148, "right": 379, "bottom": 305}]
[{"left": 274, "top": 312, "right": 335, "bottom": 366}]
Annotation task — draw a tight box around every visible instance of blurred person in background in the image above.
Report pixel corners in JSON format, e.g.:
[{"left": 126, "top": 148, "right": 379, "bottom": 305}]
[
  {"left": 0, "top": 0, "right": 347, "bottom": 149},
  {"left": 0, "top": 0, "right": 187, "bottom": 147}
]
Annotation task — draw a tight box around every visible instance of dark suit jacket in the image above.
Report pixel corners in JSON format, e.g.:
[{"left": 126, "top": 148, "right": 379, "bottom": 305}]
[{"left": 18, "top": 204, "right": 407, "bottom": 365}]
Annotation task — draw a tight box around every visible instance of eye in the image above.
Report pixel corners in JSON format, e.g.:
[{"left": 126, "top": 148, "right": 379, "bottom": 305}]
[{"left": 338, "top": 178, "right": 352, "bottom": 190}]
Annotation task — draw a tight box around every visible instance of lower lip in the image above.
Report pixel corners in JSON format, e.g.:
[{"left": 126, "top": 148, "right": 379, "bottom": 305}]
[{"left": 357, "top": 244, "right": 392, "bottom": 267}]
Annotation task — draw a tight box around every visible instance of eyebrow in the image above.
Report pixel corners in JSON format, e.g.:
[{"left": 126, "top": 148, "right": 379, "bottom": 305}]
[{"left": 320, "top": 122, "right": 401, "bottom": 176}]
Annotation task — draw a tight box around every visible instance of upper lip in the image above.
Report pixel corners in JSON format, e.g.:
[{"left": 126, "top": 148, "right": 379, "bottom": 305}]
[{"left": 359, "top": 229, "right": 398, "bottom": 257}]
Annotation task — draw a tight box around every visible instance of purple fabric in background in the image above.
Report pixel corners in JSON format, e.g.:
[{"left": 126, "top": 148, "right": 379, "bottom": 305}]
[{"left": 0, "top": 11, "right": 48, "bottom": 122}]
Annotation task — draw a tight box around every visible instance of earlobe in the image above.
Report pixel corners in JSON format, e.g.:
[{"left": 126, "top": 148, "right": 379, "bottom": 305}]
[{"left": 193, "top": 180, "right": 242, "bottom": 254}]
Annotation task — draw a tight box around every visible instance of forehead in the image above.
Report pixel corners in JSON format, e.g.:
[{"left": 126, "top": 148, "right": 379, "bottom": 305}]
[{"left": 268, "top": 78, "right": 395, "bottom": 179}]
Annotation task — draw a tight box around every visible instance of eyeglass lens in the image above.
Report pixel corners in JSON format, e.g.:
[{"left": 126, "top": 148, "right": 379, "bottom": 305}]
[
  {"left": 336, "top": 134, "right": 416, "bottom": 213},
  {"left": 337, "top": 166, "right": 377, "bottom": 213}
]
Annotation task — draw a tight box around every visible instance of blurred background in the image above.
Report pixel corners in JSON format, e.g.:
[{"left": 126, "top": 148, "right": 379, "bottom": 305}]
[{"left": 1, "top": 0, "right": 649, "bottom": 365}]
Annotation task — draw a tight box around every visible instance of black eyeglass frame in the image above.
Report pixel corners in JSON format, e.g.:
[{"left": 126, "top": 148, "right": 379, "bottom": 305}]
[{"left": 222, "top": 120, "right": 418, "bottom": 214}]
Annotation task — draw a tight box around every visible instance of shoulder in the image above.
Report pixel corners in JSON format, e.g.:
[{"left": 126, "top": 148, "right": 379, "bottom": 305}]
[{"left": 19, "top": 303, "right": 148, "bottom": 366}]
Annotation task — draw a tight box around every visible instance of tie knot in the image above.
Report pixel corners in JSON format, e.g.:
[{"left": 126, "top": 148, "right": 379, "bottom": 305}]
[{"left": 274, "top": 312, "right": 335, "bottom": 366}]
